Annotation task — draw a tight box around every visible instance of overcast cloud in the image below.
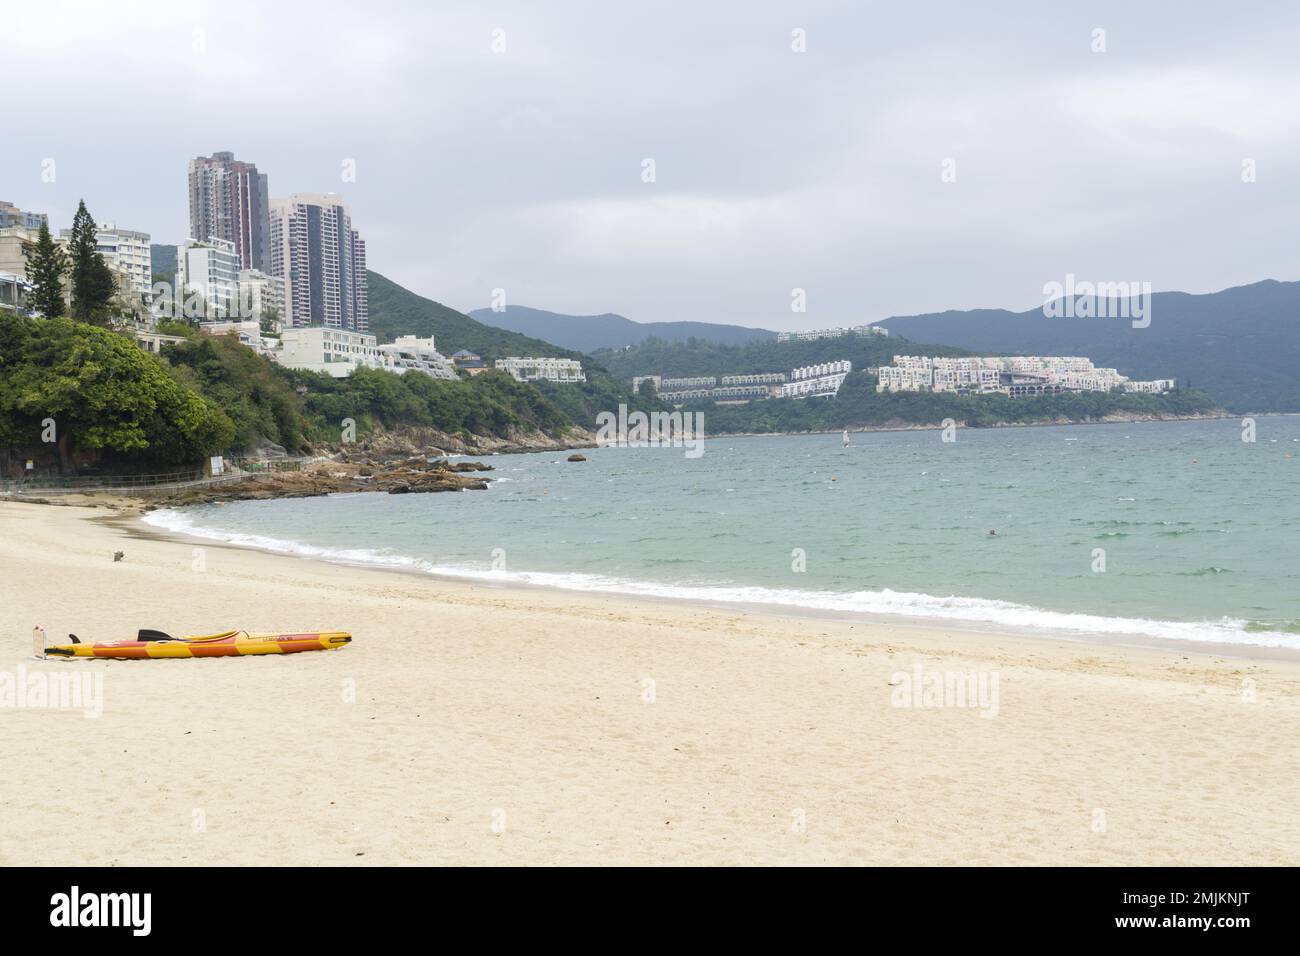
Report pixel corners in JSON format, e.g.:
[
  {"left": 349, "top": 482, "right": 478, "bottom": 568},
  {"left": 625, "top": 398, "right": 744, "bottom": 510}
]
[{"left": 6, "top": 0, "right": 1300, "bottom": 329}]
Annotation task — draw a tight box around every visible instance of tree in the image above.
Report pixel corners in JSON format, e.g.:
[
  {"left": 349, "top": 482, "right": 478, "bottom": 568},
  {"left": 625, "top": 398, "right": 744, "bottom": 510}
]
[
  {"left": 67, "top": 200, "right": 117, "bottom": 326},
  {"left": 21, "top": 221, "right": 67, "bottom": 317},
  {"left": 0, "top": 312, "right": 234, "bottom": 470}
]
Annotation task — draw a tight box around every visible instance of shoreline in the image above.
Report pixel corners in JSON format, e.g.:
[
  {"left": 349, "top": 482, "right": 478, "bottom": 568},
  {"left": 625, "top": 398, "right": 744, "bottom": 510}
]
[
  {"left": 3, "top": 498, "right": 1299, "bottom": 865},
  {"left": 127, "top": 503, "right": 1300, "bottom": 664},
  {"left": 703, "top": 410, "right": 1239, "bottom": 441}
]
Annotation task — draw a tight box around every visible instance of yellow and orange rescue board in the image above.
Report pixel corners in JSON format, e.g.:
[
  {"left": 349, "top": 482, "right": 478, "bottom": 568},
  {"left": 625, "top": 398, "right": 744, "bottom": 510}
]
[{"left": 44, "top": 630, "right": 351, "bottom": 660}]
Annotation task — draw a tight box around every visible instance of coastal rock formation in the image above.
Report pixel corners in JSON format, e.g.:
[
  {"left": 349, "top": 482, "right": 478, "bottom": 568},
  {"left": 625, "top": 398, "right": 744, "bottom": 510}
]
[
  {"left": 155, "top": 457, "right": 494, "bottom": 506},
  {"left": 320, "top": 423, "right": 595, "bottom": 461}
]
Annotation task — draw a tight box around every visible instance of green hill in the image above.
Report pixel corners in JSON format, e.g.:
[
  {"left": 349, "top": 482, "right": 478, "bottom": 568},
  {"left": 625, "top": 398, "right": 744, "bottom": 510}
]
[{"left": 367, "top": 272, "right": 575, "bottom": 361}]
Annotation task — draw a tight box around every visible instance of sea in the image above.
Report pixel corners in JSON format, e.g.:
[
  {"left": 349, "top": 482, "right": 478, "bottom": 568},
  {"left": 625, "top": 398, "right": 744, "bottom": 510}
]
[{"left": 143, "top": 416, "right": 1300, "bottom": 652}]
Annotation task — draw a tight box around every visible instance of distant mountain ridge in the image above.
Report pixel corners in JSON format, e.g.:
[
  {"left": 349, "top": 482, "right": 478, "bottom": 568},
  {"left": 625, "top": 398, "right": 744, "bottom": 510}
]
[
  {"left": 467, "top": 304, "right": 775, "bottom": 351},
  {"left": 877, "top": 279, "right": 1300, "bottom": 413}
]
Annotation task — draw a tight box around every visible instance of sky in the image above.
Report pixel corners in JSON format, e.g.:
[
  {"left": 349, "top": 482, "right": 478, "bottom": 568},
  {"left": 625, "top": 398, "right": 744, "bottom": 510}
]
[{"left": 6, "top": 0, "right": 1300, "bottom": 330}]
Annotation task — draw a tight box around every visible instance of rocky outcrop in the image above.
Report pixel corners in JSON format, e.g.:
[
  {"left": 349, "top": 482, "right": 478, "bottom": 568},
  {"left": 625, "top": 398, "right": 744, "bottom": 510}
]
[
  {"left": 318, "top": 423, "right": 596, "bottom": 461},
  {"left": 154, "top": 457, "right": 495, "bottom": 506},
  {"left": 566, "top": 454, "right": 587, "bottom": 462}
]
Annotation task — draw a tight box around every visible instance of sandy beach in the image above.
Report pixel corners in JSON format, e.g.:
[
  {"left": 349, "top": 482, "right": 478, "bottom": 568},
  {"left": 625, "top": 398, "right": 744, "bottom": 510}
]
[{"left": 2, "top": 498, "right": 1298, "bottom": 866}]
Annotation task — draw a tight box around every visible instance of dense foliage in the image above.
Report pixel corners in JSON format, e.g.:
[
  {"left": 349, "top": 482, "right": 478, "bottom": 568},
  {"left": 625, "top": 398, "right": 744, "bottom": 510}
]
[
  {"left": 281, "top": 366, "right": 571, "bottom": 442},
  {"left": 0, "top": 314, "right": 233, "bottom": 468},
  {"left": 164, "top": 327, "right": 595, "bottom": 446},
  {"left": 1, "top": 312, "right": 601, "bottom": 473},
  {"left": 163, "top": 332, "right": 310, "bottom": 452}
]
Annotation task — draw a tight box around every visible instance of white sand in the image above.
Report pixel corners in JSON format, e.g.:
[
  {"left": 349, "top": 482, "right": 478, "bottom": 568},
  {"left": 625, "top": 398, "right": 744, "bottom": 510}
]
[{"left": 2, "top": 499, "right": 1298, "bottom": 865}]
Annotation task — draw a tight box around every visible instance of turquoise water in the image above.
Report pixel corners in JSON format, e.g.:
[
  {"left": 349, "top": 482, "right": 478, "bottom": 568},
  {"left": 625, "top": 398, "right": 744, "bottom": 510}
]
[{"left": 147, "top": 417, "right": 1300, "bottom": 650}]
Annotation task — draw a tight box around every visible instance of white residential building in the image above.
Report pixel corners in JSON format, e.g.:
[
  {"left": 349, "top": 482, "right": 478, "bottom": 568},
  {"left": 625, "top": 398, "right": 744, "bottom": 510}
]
[
  {"left": 780, "top": 360, "right": 852, "bottom": 399},
  {"left": 177, "top": 238, "right": 241, "bottom": 319},
  {"left": 876, "top": 364, "right": 933, "bottom": 392},
  {"left": 377, "top": 335, "right": 458, "bottom": 380},
  {"left": 711, "top": 384, "right": 773, "bottom": 400},
  {"left": 57, "top": 221, "right": 152, "bottom": 304},
  {"left": 875, "top": 355, "right": 1175, "bottom": 395},
  {"left": 720, "top": 372, "right": 787, "bottom": 385},
  {"left": 790, "top": 360, "right": 852, "bottom": 381},
  {"left": 96, "top": 223, "right": 152, "bottom": 303},
  {"left": 776, "top": 325, "right": 887, "bottom": 343},
  {"left": 495, "top": 356, "right": 586, "bottom": 383},
  {"left": 1122, "top": 379, "right": 1177, "bottom": 393},
  {"left": 660, "top": 376, "right": 716, "bottom": 389},
  {"left": 277, "top": 326, "right": 384, "bottom": 377},
  {"left": 657, "top": 386, "right": 715, "bottom": 402}
]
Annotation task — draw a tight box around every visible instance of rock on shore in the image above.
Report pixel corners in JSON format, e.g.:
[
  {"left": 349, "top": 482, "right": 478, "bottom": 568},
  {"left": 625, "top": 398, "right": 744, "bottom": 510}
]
[{"left": 156, "top": 456, "right": 494, "bottom": 507}]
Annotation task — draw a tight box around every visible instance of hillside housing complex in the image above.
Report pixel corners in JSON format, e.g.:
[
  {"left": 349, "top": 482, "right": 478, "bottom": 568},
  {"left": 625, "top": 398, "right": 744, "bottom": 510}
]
[
  {"left": 277, "top": 329, "right": 459, "bottom": 379},
  {"left": 637, "top": 360, "right": 853, "bottom": 404},
  {"left": 776, "top": 324, "right": 888, "bottom": 343},
  {"left": 875, "top": 356, "right": 1175, "bottom": 396},
  {"left": 494, "top": 356, "right": 586, "bottom": 383}
]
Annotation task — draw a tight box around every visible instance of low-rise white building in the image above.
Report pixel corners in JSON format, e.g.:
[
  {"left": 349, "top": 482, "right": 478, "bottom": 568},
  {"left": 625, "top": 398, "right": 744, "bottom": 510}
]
[
  {"left": 780, "top": 360, "right": 852, "bottom": 399},
  {"left": 720, "top": 372, "right": 786, "bottom": 386},
  {"left": 495, "top": 356, "right": 586, "bottom": 383},
  {"left": 659, "top": 375, "right": 715, "bottom": 390},
  {"left": 378, "top": 335, "right": 458, "bottom": 380},
  {"left": 1123, "top": 378, "right": 1177, "bottom": 393},
  {"left": 278, "top": 326, "right": 385, "bottom": 377},
  {"left": 57, "top": 221, "right": 152, "bottom": 304},
  {"left": 658, "top": 386, "right": 715, "bottom": 403},
  {"left": 776, "top": 325, "right": 887, "bottom": 343},
  {"left": 875, "top": 355, "right": 1175, "bottom": 395}
]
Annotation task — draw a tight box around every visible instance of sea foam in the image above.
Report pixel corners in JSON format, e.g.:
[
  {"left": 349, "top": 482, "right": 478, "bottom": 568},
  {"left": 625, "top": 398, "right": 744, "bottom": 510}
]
[{"left": 142, "top": 508, "right": 1300, "bottom": 652}]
